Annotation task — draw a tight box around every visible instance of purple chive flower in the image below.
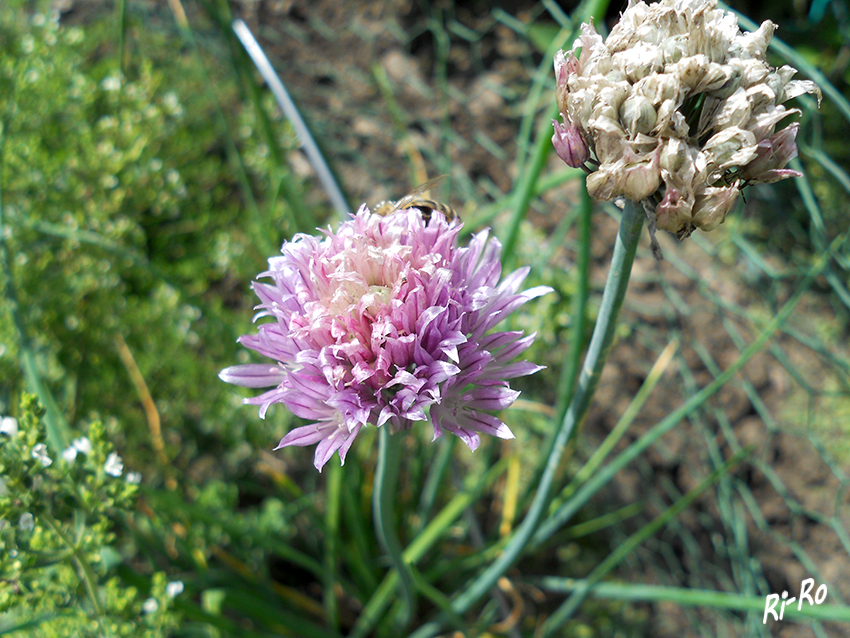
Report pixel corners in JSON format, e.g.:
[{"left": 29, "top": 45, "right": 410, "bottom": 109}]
[{"left": 220, "top": 207, "right": 553, "bottom": 471}]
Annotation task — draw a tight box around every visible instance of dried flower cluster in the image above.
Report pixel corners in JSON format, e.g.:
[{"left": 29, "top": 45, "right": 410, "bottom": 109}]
[
  {"left": 220, "top": 208, "right": 551, "bottom": 471},
  {"left": 553, "top": 0, "right": 820, "bottom": 238}
]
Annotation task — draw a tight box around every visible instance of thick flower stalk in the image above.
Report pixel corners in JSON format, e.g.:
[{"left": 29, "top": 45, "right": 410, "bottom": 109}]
[
  {"left": 553, "top": 0, "right": 821, "bottom": 239},
  {"left": 220, "top": 208, "right": 552, "bottom": 471}
]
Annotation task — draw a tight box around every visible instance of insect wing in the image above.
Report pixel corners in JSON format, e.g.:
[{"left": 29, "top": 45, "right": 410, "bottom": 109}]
[{"left": 389, "top": 175, "right": 447, "bottom": 214}]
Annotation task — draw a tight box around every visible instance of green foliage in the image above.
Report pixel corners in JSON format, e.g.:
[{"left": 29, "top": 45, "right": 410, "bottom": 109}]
[
  {"left": 0, "top": 6, "right": 297, "bottom": 466},
  {"left": 0, "top": 394, "right": 181, "bottom": 637}
]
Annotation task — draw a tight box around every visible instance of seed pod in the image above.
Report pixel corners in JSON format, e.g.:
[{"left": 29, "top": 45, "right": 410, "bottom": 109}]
[{"left": 619, "top": 94, "right": 658, "bottom": 136}]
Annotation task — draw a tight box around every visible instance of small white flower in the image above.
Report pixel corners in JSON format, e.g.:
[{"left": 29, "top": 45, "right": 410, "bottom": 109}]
[
  {"left": 142, "top": 597, "right": 159, "bottom": 614},
  {"left": 165, "top": 581, "right": 184, "bottom": 598},
  {"left": 104, "top": 452, "right": 123, "bottom": 477},
  {"left": 31, "top": 443, "right": 52, "bottom": 467},
  {"left": 72, "top": 437, "right": 92, "bottom": 455},
  {"left": 19, "top": 513, "right": 34, "bottom": 532},
  {"left": 101, "top": 75, "right": 122, "bottom": 92},
  {"left": 63, "top": 434, "right": 93, "bottom": 463},
  {"left": 162, "top": 91, "right": 183, "bottom": 116},
  {"left": 126, "top": 471, "right": 142, "bottom": 485},
  {"left": 0, "top": 416, "right": 18, "bottom": 437}
]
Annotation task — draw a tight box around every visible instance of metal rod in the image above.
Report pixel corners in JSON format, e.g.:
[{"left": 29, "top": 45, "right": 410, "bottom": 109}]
[{"left": 232, "top": 19, "right": 351, "bottom": 219}]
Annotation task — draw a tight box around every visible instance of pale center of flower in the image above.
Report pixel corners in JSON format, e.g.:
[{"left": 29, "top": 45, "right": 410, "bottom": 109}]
[
  {"left": 319, "top": 240, "right": 409, "bottom": 325},
  {"left": 362, "top": 284, "right": 393, "bottom": 316}
]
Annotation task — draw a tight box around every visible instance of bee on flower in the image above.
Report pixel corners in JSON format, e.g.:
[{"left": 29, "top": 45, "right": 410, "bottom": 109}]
[
  {"left": 220, "top": 205, "right": 552, "bottom": 471},
  {"left": 552, "top": 0, "right": 821, "bottom": 240}
]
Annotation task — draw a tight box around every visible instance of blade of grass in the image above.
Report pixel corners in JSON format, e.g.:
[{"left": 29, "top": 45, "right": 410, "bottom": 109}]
[
  {"left": 200, "top": 0, "right": 318, "bottom": 236},
  {"left": 414, "top": 436, "right": 455, "bottom": 537},
  {"left": 166, "top": 3, "right": 278, "bottom": 258},
  {"left": 534, "top": 578, "right": 850, "bottom": 623},
  {"left": 532, "top": 234, "right": 842, "bottom": 547},
  {"left": 223, "top": 586, "right": 344, "bottom": 638},
  {"left": 540, "top": 446, "right": 753, "bottom": 634},
  {"left": 550, "top": 337, "right": 680, "bottom": 509},
  {"left": 340, "top": 468, "right": 380, "bottom": 596}
]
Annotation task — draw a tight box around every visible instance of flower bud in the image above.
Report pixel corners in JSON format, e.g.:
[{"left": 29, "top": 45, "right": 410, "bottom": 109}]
[
  {"left": 781, "top": 79, "right": 822, "bottom": 106},
  {"left": 614, "top": 42, "right": 664, "bottom": 82},
  {"left": 635, "top": 73, "right": 682, "bottom": 105},
  {"left": 699, "top": 62, "right": 734, "bottom": 93},
  {"left": 669, "top": 55, "right": 709, "bottom": 91},
  {"left": 710, "top": 87, "right": 751, "bottom": 131},
  {"left": 739, "top": 122, "right": 800, "bottom": 182},
  {"left": 739, "top": 59, "right": 770, "bottom": 86},
  {"left": 736, "top": 20, "right": 775, "bottom": 58},
  {"left": 702, "top": 127, "right": 757, "bottom": 173},
  {"left": 554, "top": 50, "right": 578, "bottom": 114},
  {"left": 592, "top": 117, "right": 628, "bottom": 163},
  {"left": 706, "top": 64, "right": 742, "bottom": 99},
  {"left": 551, "top": 119, "right": 590, "bottom": 167},
  {"left": 746, "top": 84, "right": 777, "bottom": 115}
]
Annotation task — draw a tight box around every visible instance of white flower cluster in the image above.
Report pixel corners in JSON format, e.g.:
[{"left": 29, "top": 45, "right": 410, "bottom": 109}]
[{"left": 553, "top": 0, "right": 820, "bottom": 239}]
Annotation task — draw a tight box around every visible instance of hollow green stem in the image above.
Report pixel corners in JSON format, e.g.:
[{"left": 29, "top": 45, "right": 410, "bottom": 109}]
[
  {"left": 408, "top": 199, "right": 644, "bottom": 638},
  {"left": 373, "top": 426, "right": 415, "bottom": 628},
  {"left": 324, "top": 460, "right": 342, "bottom": 631}
]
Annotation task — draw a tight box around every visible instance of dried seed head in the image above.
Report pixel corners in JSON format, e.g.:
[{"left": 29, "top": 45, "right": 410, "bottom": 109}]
[{"left": 552, "top": 0, "right": 821, "bottom": 239}]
